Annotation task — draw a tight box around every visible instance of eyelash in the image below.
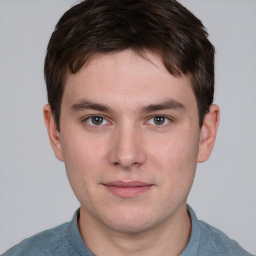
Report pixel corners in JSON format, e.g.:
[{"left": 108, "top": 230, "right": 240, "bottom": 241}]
[
  {"left": 146, "top": 116, "right": 172, "bottom": 127},
  {"left": 82, "top": 115, "right": 172, "bottom": 127},
  {"left": 83, "top": 115, "right": 111, "bottom": 126}
]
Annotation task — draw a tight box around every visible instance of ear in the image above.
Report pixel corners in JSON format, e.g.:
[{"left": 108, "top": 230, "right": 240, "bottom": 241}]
[
  {"left": 198, "top": 104, "right": 220, "bottom": 163},
  {"left": 43, "top": 104, "right": 64, "bottom": 162}
]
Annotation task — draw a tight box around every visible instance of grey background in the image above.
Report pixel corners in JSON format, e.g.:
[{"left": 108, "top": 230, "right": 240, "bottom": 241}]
[{"left": 0, "top": 0, "right": 255, "bottom": 254}]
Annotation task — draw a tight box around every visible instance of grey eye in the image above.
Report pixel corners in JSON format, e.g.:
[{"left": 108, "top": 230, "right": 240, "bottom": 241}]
[
  {"left": 86, "top": 115, "right": 107, "bottom": 126},
  {"left": 153, "top": 116, "right": 166, "bottom": 125},
  {"left": 91, "top": 116, "right": 103, "bottom": 125},
  {"left": 147, "top": 116, "right": 170, "bottom": 126}
]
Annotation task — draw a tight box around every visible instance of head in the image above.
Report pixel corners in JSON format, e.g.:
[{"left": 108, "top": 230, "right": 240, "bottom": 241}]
[
  {"left": 43, "top": 0, "right": 219, "bottom": 236},
  {"left": 44, "top": 0, "right": 215, "bottom": 131}
]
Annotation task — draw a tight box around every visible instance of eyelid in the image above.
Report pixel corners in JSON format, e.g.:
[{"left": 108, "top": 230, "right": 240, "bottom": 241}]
[
  {"left": 81, "top": 114, "right": 173, "bottom": 127},
  {"left": 82, "top": 114, "right": 111, "bottom": 126},
  {"left": 145, "top": 115, "right": 173, "bottom": 126}
]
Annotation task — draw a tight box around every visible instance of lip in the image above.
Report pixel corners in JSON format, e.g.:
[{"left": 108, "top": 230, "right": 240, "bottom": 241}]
[{"left": 103, "top": 180, "right": 153, "bottom": 198}]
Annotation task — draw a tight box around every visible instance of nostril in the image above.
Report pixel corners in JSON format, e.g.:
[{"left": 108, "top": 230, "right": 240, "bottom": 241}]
[
  {"left": 113, "top": 162, "right": 119, "bottom": 166},
  {"left": 112, "top": 160, "right": 142, "bottom": 170}
]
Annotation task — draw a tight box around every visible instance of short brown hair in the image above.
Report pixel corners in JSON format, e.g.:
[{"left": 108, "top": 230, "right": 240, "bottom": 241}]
[{"left": 44, "top": 0, "right": 215, "bottom": 130}]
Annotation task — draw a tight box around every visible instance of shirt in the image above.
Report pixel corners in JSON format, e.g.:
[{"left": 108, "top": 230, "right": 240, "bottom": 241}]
[{"left": 2, "top": 206, "right": 254, "bottom": 256}]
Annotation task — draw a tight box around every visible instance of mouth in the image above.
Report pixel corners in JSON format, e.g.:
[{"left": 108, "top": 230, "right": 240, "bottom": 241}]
[{"left": 102, "top": 180, "right": 153, "bottom": 198}]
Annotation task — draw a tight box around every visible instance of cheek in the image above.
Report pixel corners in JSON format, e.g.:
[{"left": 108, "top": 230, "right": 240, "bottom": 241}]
[
  {"left": 61, "top": 128, "right": 106, "bottom": 170},
  {"left": 60, "top": 132, "right": 107, "bottom": 197},
  {"left": 148, "top": 131, "right": 199, "bottom": 183}
]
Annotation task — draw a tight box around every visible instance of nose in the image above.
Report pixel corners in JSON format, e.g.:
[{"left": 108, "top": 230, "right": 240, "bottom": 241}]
[{"left": 108, "top": 122, "right": 146, "bottom": 169}]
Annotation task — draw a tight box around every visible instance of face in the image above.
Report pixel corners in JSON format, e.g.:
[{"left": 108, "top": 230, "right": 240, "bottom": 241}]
[{"left": 45, "top": 49, "right": 218, "bottom": 234}]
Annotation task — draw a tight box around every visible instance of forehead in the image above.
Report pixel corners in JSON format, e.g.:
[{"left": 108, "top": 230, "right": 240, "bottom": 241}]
[{"left": 62, "top": 49, "right": 196, "bottom": 111}]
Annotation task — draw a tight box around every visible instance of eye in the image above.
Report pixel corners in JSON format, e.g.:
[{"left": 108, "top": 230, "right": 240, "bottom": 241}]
[
  {"left": 147, "top": 116, "right": 170, "bottom": 126},
  {"left": 84, "top": 115, "right": 109, "bottom": 126}
]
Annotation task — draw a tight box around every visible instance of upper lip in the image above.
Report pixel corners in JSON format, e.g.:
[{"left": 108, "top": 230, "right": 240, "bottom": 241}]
[{"left": 104, "top": 181, "right": 152, "bottom": 187}]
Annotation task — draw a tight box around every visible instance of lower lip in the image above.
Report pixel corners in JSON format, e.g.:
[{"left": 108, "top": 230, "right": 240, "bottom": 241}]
[{"left": 104, "top": 185, "right": 152, "bottom": 198}]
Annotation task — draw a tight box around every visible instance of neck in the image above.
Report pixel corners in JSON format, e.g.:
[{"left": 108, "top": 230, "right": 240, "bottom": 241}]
[{"left": 78, "top": 203, "right": 192, "bottom": 256}]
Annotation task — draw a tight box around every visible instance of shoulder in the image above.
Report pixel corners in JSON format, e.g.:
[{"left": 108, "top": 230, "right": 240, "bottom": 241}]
[
  {"left": 184, "top": 206, "right": 254, "bottom": 256},
  {"left": 1, "top": 222, "right": 70, "bottom": 256},
  {"left": 197, "top": 220, "right": 254, "bottom": 256}
]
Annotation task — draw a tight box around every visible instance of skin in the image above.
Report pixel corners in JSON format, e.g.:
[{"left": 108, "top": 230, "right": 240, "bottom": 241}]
[{"left": 44, "top": 49, "right": 219, "bottom": 256}]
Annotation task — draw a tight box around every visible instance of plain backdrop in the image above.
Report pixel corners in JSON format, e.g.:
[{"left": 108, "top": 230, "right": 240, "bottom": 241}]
[{"left": 0, "top": 0, "right": 255, "bottom": 254}]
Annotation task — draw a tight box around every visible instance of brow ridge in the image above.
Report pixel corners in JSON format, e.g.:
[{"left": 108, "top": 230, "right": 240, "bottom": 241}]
[
  {"left": 141, "top": 99, "right": 185, "bottom": 113},
  {"left": 70, "top": 98, "right": 185, "bottom": 114},
  {"left": 70, "top": 100, "right": 113, "bottom": 113}
]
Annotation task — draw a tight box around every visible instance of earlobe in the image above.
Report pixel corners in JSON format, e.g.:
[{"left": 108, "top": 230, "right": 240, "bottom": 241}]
[
  {"left": 197, "top": 104, "right": 220, "bottom": 163},
  {"left": 43, "top": 104, "right": 64, "bottom": 162}
]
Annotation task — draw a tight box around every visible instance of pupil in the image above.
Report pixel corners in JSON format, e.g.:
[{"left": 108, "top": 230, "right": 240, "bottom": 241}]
[
  {"left": 92, "top": 116, "right": 103, "bottom": 125},
  {"left": 154, "top": 116, "right": 165, "bottom": 125}
]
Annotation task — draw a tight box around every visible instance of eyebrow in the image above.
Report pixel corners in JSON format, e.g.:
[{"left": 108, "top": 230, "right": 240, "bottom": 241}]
[
  {"left": 140, "top": 99, "right": 185, "bottom": 113},
  {"left": 70, "top": 100, "right": 114, "bottom": 113},
  {"left": 70, "top": 98, "right": 185, "bottom": 113}
]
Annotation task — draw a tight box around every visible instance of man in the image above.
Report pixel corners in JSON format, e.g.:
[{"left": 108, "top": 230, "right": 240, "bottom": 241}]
[{"left": 2, "top": 0, "right": 253, "bottom": 255}]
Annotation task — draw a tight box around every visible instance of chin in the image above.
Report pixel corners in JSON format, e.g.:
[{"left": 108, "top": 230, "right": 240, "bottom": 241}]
[
  {"left": 107, "top": 220, "right": 153, "bottom": 234},
  {"left": 100, "top": 210, "right": 161, "bottom": 234}
]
